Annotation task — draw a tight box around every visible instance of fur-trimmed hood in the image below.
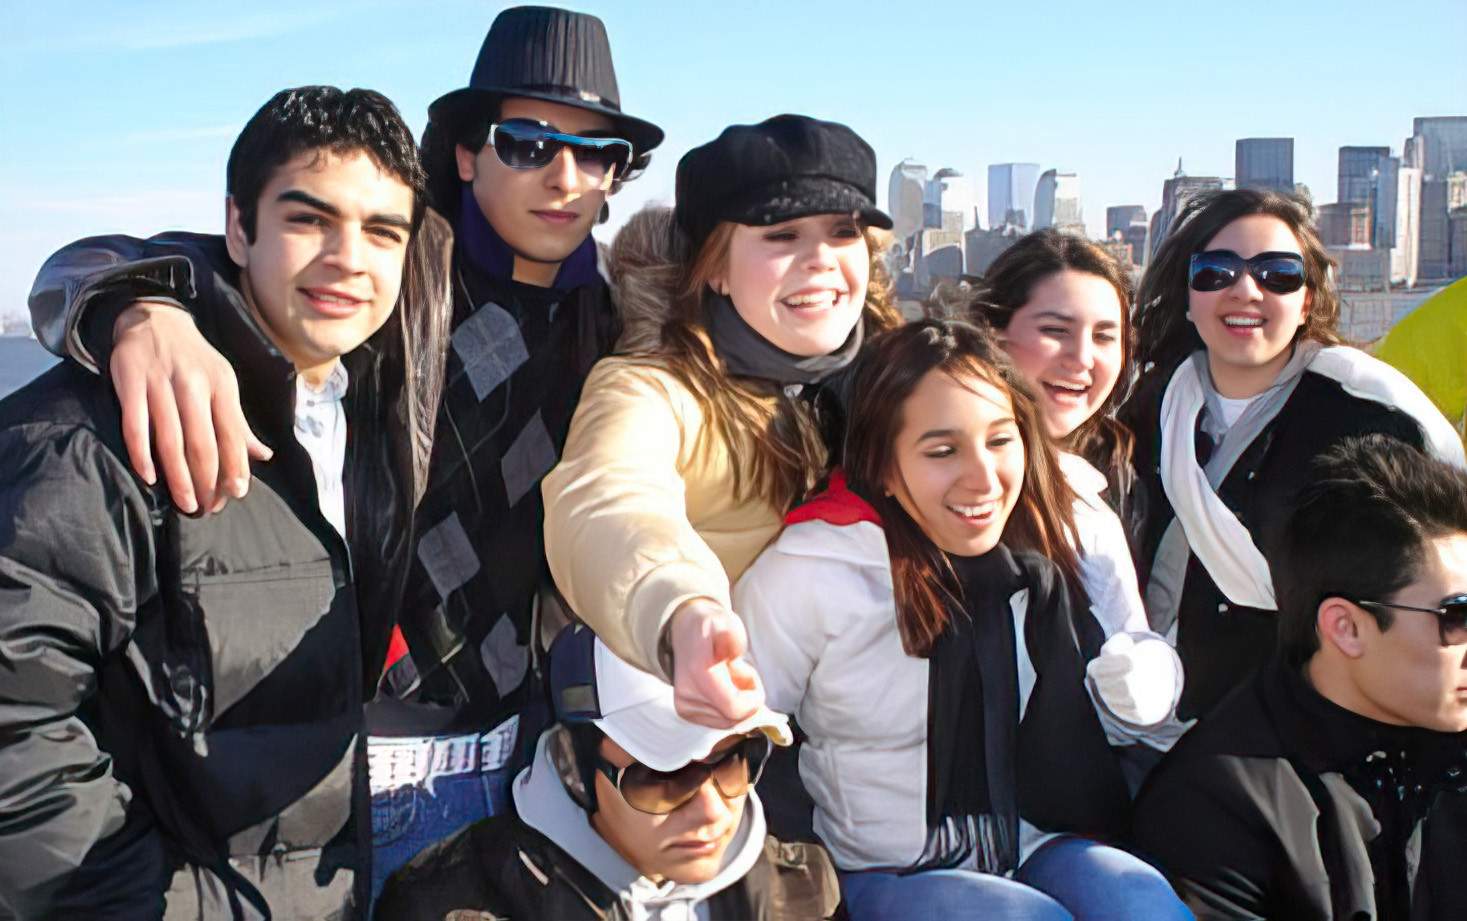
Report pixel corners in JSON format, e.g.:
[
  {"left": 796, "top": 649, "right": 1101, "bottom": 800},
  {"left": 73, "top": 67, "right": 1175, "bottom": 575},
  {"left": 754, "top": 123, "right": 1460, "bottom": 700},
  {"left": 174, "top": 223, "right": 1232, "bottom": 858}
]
[{"left": 606, "top": 205, "right": 686, "bottom": 354}]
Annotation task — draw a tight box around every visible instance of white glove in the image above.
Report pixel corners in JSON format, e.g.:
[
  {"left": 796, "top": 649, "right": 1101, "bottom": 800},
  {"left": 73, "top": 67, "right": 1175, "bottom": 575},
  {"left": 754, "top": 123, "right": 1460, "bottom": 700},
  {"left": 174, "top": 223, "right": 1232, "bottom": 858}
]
[{"left": 1086, "top": 632, "right": 1181, "bottom": 728}]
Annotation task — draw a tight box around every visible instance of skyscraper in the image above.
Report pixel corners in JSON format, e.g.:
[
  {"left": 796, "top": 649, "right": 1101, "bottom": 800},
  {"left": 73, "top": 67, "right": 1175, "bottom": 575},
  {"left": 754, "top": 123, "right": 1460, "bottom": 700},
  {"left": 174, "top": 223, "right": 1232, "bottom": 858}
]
[
  {"left": 1410, "top": 117, "right": 1467, "bottom": 279},
  {"left": 1106, "top": 205, "right": 1147, "bottom": 239},
  {"left": 1338, "top": 146, "right": 1391, "bottom": 205},
  {"left": 1033, "top": 169, "right": 1083, "bottom": 234},
  {"left": 987, "top": 163, "right": 1041, "bottom": 231},
  {"left": 888, "top": 159, "right": 928, "bottom": 247},
  {"left": 1235, "top": 138, "right": 1294, "bottom": 193},
  {"left": 1151, "top": 161, "right": 1224, "bottom": 258}
]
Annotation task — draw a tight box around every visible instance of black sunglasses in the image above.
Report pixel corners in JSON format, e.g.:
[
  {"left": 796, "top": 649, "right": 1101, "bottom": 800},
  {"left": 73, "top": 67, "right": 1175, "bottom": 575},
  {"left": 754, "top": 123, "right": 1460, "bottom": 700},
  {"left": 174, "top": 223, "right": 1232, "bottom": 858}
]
[
  {"left": 1354, "top": 593, "right": 1467, "bottom": 646},
  {"left": 1188, "top": 250, "right": 1307, "bottom": 295},
  {"left": 593, "top": 734, "right": 772, "bottom": 816},
  {"left": 485, "top": 119, "right": 632, "bottom": 187}
]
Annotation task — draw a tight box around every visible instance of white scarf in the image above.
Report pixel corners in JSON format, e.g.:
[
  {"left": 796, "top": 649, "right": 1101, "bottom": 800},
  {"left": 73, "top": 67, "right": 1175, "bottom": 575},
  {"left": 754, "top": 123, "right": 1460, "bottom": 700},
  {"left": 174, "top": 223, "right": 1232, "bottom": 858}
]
[{"left": 1157, "top": 345, "right": 1465, "bottom": 615}]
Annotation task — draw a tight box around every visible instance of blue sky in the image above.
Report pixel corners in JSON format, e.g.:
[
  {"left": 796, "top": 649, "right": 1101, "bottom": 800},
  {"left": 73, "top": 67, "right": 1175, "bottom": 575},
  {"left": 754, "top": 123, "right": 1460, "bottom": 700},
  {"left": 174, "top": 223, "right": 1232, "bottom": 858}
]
[{"left": 3, "top": 0, "right": 1464, "bottom": 320}]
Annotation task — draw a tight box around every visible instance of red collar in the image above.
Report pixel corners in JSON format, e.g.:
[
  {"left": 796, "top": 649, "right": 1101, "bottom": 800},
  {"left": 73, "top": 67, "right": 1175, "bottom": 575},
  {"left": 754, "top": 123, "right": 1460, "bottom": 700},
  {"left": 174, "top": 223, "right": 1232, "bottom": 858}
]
[{"left": 785, "top": 468, "right": 883, "bottom": 527}]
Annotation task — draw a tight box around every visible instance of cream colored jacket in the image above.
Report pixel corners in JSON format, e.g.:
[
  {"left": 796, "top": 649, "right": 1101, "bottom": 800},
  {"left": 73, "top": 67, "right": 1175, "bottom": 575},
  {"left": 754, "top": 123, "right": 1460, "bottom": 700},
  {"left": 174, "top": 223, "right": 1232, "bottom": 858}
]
[{"left": 542, "top": 208, "right": 782, "bottom": 678}]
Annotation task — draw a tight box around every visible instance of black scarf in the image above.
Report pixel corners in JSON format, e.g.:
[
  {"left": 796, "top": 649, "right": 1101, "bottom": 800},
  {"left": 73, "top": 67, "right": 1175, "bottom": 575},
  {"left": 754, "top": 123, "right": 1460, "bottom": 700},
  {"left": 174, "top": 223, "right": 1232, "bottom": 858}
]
[
  {"left": 918, "top": 546, "right": 1026, "bottom": 874},
  {"left": 916, "top": 546, "right": 1131, "bottom": 875},
  {"left": 702, "top": 292, "right": 864, "bottom": 388}
]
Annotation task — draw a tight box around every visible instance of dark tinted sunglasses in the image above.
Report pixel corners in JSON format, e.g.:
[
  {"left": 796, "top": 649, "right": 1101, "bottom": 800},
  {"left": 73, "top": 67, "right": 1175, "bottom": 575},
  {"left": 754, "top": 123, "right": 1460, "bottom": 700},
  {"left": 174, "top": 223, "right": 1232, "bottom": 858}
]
[
  {"left": 593, "top": 734, "right": 772, "bottom": 816},
  {"left": 1355, "top": 593, "right": 1467, "bottom": 646},
  {"left": 1188, "top": 250, "right": 1307, "bottom": 295},
  {"left": 486, "top": 118, "right": 632, "bottom": 186}
]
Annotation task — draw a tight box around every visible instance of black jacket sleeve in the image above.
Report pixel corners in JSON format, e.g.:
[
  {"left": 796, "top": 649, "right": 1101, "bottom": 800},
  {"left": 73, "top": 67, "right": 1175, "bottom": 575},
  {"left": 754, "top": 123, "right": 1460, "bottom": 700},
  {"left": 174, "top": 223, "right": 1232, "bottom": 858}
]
[
  {"left": 1132, "top": 754, "right": 1282, "bottom": 920},
  {"left": 0, "top": 416, "right": 160, "bottom": 916},
  {"left": 27, "top": 234, "right": 202, "bottom": 372}
]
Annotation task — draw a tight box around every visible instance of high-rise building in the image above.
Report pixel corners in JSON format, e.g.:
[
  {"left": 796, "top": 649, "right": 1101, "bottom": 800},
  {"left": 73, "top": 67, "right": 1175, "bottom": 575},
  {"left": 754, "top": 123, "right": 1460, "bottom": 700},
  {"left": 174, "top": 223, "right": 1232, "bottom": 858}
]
[
  {"left": 1122, "top": 224, "right": 1149, "bottom": 267},
  {"left": 965, "top": 224, "right": 1023, "bottom": 276},
  {"left": 1105, "top": 205, "right": 1147, "bottom": 238},
  {"left": 1151, "top": 161, "right": 1225, "bottom": 258},
  {"left": 925, "top": 168, "right": 973, "bottom": 233},
  {"left": 1378, "top": 159, "right": 1422, "bottom": 286},
  {"left": 1318, "top": 202, "right": 1373, "bottom": 248},
  {"left": 1033, "top": 169, "right": 1083, "bottom": 234},
  {"left": 1410, "top": 117, "right": 1467, "bottom": 279},
  {"left": 1235, "top": 138, "right": 1294, "bottom": 193},
  {"left": 1338, "top": 146, "right": 1391, "bottom": 205},
  {"left": 888, "top": 159, "right": 928, "bottom": 248},
  {"left": 987, "top": 163, "right": 1041, "bottom": 231}
]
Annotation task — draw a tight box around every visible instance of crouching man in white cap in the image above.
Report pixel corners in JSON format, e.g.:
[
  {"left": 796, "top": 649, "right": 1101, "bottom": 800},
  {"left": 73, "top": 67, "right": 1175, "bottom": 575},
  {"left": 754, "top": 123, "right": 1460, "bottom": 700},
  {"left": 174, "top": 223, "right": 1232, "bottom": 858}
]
[{"left": 375, "top": 623, "right": 841, "bottom": 920}]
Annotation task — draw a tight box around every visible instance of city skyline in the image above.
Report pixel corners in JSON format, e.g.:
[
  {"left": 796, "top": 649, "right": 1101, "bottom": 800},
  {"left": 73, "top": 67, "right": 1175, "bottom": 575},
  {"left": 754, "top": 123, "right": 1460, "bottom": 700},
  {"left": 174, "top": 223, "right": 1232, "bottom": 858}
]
[{"left": 3, "top": 0, "right": 1464, "bottom": 318}]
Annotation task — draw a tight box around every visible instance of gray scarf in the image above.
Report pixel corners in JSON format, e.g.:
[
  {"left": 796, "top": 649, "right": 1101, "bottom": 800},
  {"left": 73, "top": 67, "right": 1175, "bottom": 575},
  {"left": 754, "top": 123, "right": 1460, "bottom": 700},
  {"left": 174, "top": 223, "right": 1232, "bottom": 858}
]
[{"left": 702, "top": 292, "right": 864, "bottom": 388}]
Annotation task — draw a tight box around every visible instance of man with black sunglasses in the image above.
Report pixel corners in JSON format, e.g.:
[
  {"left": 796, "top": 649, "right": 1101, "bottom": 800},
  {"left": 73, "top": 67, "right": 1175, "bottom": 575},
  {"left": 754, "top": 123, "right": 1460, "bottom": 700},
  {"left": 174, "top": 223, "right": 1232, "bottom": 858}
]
[
  {"left": 374, "top": 624, "right": 841, "bottom": 920},
  {"left": 26, "top": 5, "right": 665, "bottom": 898},
  {"left": 1135, "top": 435, "right": 1467, "bottom": 920}
]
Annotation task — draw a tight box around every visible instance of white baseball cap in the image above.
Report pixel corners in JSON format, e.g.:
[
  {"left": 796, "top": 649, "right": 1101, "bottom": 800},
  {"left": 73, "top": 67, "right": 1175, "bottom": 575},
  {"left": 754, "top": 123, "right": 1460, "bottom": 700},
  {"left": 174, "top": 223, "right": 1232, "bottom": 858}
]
[{"left": 549, "top": 624, "right": 792, "bottom": 772}]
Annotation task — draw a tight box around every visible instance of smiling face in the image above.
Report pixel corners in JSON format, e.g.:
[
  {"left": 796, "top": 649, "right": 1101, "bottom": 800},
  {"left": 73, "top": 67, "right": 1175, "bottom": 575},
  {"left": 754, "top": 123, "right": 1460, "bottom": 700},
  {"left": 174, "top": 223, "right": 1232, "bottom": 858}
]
[
  {"left": 590, "top": 735, "right": 747, "bottom": 885},
  {"left": 1347, "top": 533, "right": 1467, "bottom": 732},
  {"left": 885, "top": 369, "right": 1026, "bottom": 557},
  {"left": 1188, "top": 214, "right": 1311, "bottom": 398},
  {"left": 455, "top": 97, "right": 616, "bottom": 287},
  {"left": 711, "top": 214, "right": 870, "bottom": 357},
  {"left": 999, "top": 269, "right": 1125, "bottom": 441},
  {"left": 225, "top": 148, "right": 413, "bottom": 387}
]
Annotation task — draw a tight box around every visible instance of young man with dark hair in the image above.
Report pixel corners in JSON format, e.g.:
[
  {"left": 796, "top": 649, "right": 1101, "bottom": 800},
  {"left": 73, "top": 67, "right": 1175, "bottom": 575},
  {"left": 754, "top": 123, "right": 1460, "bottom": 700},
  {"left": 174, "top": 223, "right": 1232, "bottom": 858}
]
[
  {"left": 1134, "top": 434, "right": 1467, "bottom": 920},
  {"left": 24, "top": 5, "right": 696, "bottom": 896},
  {"left": 0, "top": 85, "right": 452, "bottom": 918},
  {"left": 374, "top": 625, "right": 840, "bottom": 920}
]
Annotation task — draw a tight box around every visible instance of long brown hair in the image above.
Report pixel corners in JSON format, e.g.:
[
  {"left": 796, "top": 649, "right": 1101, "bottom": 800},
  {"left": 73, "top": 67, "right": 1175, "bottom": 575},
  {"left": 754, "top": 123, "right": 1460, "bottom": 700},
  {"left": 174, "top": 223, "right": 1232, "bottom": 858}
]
[
  {"left": 845, "top": 319, "right": 1081, "bottom": 657},
  {"left": 969, "top": 229, "right": 1136, "bottom": 491},
  {"left": 1124, "top": 188, "right": 1343, "bottom": 425},
  {"left": 639, "top": 215, "right": 902, "bottom": 512}
]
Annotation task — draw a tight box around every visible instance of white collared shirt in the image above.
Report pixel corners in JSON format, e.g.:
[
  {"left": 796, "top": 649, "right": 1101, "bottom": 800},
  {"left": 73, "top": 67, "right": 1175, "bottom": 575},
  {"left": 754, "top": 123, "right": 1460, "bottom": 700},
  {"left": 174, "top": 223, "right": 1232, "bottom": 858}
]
[{"left": 294, "top": 362, "right": 349, "bottom": 539}]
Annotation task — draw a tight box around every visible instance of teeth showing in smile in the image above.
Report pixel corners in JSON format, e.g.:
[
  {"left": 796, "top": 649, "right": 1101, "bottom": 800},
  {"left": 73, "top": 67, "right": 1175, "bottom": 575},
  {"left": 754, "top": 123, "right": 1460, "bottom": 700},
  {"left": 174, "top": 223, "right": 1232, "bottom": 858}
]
[
  {"left": 946, "top": 502, "right": 994, "bottom": 518},
  {"left": 1223, "top": 316, "right": 1264, "bottom": 328},
  {"left": 311, "top": 292, "right": 361, "bottom": 305},
  {"left": 1046, "top": 381, "right": 1089, "bottom": 394},
  {"left": 782, "top": 291, "right": 843, "bottom": 308}
]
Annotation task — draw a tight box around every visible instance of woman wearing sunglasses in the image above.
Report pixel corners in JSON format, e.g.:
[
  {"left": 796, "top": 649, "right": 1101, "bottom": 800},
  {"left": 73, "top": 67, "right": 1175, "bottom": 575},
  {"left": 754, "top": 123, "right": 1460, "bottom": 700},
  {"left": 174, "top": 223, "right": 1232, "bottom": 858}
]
[
  {"left": 1121, "top": 188, "right": 1465, "bottom": 722},
  {"left": 970, "top": 231, "right": 1185, "bottom": 749},
  {"left": 733, "top": 320, "right": 1192, "bottom": 920},
  {"left": 542, "top": 115, "right": 901, "bottom": 726}
]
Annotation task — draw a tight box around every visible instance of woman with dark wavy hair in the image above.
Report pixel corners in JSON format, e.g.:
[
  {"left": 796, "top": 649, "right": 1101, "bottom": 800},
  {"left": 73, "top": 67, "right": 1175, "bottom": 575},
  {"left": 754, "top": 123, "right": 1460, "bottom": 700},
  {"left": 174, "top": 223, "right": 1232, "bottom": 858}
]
[
  {"left": 1120, "top": 188, "right": 1463, "bottom": 720},
  {"left": 735, "top": 320, "right": 1191, "bottom": 920},
  {"left": 973, "top": 231, "right": 1183, "bottom": 747}
]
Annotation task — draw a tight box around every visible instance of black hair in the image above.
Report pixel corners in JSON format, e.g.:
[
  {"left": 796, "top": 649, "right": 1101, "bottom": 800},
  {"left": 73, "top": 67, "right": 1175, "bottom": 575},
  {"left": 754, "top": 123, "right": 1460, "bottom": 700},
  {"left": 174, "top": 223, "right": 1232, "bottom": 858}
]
[
  {"left": 1276, "top": 434, "right": 1467, "bottom": 665},
  {"left": 549, "top": 722, "right": 606, "bottom": 814},
  {"left": 226, "top": 85, "right": 427, "bottom": 242}
]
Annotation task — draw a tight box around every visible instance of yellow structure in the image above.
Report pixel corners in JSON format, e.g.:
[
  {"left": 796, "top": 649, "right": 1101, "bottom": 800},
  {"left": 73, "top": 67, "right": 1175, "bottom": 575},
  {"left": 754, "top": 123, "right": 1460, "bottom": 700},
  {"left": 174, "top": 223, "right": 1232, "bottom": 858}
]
[{"left": 1376, "top": 277, "right": 1467, "bottom": 443}]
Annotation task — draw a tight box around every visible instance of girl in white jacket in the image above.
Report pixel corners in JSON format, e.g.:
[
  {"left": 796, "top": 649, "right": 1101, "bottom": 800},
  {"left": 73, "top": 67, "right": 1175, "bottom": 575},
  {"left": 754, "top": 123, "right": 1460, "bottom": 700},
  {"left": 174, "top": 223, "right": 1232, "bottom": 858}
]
[
  {"left": 971, "top": 230, "right": 1184, "bottom": 747},
  {"left": 735, "top": 320, "right": 1190, "bottom": 921}
]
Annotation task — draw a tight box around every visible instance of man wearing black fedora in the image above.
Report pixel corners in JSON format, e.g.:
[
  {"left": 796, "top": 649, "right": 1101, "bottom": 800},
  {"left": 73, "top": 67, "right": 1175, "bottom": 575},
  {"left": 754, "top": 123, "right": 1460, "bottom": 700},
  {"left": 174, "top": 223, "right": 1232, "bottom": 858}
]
[{"left": 24, "top": 4, "right": 665, "bottom": 903}]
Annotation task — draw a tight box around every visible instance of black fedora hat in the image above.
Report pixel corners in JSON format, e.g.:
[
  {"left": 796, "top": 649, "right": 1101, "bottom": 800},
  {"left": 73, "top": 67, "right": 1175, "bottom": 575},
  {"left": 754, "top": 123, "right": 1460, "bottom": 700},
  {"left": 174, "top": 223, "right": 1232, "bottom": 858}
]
[{"left": 429, "top": 6, "right": 664, "bottom": 156}]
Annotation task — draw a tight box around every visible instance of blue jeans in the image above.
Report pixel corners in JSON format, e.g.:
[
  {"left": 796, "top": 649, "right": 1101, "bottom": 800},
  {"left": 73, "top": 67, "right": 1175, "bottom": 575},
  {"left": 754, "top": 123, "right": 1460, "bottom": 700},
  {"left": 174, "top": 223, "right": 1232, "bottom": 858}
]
[
  {"left": 838, "top": 836, "right": 1193, "bottom": 921},
  {"left": 368, "top": 717, "right": 519, "bottom": 906}
]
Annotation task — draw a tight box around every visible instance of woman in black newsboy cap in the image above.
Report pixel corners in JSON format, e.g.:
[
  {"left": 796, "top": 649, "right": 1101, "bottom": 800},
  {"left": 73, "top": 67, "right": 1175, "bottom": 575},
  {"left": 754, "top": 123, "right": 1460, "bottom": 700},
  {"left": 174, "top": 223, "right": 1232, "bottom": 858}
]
[{"left": 543, "top": 114, "right": 900, "bottom": 727}]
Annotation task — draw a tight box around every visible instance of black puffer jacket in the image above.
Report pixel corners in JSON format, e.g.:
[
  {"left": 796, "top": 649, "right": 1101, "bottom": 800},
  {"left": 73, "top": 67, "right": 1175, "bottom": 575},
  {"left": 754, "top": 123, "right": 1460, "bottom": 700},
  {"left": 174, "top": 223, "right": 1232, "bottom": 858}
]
[
  {"left": 374, "top": 813, "right": 842, "bottom": 921},
  {"left": 1131, "top": 369, "right": 1430, "bottom": 719},
  {"left": 3, "top": 231, "right": 450, "bottom": 918}
]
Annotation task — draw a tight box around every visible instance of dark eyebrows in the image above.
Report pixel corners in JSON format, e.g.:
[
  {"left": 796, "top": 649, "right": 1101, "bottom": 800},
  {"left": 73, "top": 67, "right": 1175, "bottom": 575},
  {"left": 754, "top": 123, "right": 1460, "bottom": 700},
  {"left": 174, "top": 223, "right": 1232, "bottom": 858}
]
[
  {"left": 277, "top": 189, "right": 412, "bottom": 231},
  {"left": 916, "top": 418, "right": 1017, "bottom": 441}
]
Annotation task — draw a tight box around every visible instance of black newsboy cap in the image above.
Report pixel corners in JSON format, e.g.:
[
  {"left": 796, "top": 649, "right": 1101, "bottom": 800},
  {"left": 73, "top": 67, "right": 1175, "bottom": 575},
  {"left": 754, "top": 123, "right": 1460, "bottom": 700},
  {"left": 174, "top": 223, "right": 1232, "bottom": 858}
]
[{"left": 675, "top": 114, "right": 893, "bottom": 250}]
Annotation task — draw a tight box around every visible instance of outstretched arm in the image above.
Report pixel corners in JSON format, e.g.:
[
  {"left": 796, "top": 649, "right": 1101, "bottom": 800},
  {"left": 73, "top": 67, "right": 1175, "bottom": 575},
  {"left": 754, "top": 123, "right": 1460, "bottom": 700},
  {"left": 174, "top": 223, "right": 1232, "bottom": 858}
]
[
  {"left": 543, "top": 360, "right": 764, "bottom": 728},
  {"left": 28, "top": 234, "right": 271, "bottom": 513}
]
